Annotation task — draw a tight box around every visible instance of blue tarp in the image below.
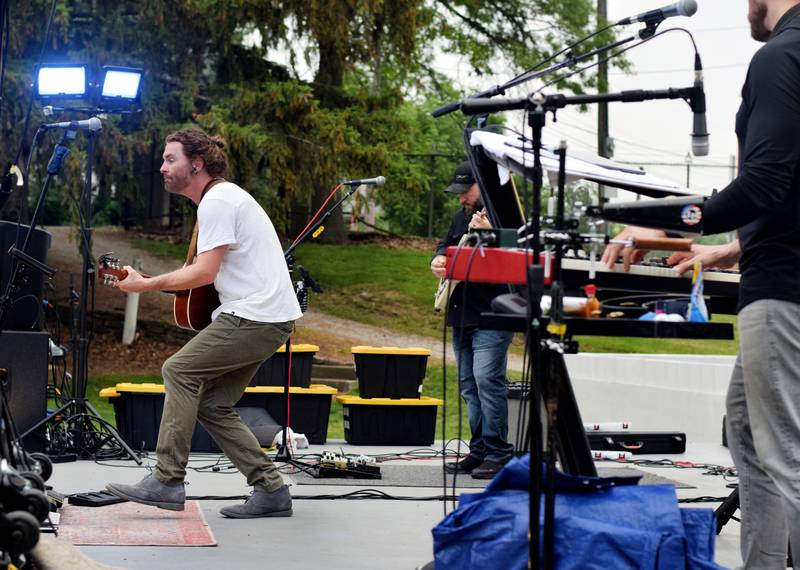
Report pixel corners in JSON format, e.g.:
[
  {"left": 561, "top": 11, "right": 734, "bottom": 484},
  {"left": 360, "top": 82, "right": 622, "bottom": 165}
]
[{"left": 432, "top": 455, "right": 727, "bottom": 570}]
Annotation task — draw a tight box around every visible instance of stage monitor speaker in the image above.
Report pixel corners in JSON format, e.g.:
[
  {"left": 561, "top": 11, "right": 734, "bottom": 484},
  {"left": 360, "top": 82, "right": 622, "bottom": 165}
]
[
  {"left": 0, "top": 331, "right": 48, "bottom": 435},
  {"left": 0, "top": 220, "right": 52, "bottom": 331}
]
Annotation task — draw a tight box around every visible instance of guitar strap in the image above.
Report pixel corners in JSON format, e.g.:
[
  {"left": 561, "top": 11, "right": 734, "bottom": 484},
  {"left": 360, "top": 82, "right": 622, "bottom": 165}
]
[{"left": 185, "top": 177, "right": 226, "bottom": 265}]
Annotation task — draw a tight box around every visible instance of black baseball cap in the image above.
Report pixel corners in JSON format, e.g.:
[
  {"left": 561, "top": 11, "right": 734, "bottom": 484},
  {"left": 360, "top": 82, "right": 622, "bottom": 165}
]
[{"left": 444, "top": 161, "right": 476, "bottom": 194}]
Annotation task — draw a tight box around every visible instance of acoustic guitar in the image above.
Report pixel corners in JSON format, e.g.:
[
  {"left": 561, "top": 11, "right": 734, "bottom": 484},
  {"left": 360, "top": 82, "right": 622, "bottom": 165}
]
[{"left": 97, "top": 254, "right": 220, "bottom": 331}]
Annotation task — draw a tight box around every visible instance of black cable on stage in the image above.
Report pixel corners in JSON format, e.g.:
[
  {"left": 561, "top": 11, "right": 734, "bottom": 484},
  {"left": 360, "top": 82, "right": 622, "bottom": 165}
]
[
  {"left": 188, "top": 489, "right": 460, "bottom": 502},
  {"left": 0, "top": 0, "right": 9, "bottom": 118},
  {"left": 12, "top": 0, "right": 57, "bottom": 172},
  {"left": 438, "top": 224, "right": 470, "bottom": 514},
  {"left": 449, "top": 236, "right": 490, "bottom": 506}
]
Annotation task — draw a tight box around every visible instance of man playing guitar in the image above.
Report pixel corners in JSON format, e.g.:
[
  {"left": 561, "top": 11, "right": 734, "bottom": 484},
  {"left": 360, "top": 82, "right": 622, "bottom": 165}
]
[
  {"left": 106, "top": 128, "right": 302, "bottom": 518},
  {"left": 431, "top": 161, "right": 514, "bottom": 480}
]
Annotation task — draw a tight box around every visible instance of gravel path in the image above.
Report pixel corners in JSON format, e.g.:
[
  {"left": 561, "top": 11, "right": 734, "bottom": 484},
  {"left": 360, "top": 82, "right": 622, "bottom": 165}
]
[{"left": 43, "top": 225, "right": 524, "bottom": 370}]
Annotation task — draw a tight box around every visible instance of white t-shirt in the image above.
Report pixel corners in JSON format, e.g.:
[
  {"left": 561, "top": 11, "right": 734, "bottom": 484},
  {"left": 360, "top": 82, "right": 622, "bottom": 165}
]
[{"left": 196, "top": 182, "right": 302, "bottom": 323}]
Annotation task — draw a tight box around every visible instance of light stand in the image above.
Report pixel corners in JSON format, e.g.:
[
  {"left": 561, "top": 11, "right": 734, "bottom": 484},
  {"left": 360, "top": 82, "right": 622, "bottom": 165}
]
[{"left": 19, "top": 126, "right": 140, "bottom": 463}]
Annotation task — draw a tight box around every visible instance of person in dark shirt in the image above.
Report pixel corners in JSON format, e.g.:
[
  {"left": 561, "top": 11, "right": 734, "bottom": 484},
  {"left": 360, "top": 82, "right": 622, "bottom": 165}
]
[
  {"left": 431, "top": 161, "right": 514, "bottom": 479},
  {"left": 603, "top": 2, "right": 800, "bottom": 566}
]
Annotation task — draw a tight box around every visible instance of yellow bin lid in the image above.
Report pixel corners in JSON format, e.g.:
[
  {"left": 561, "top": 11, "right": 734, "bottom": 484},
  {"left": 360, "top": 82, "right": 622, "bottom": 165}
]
[
  {"left": 101, "top": 382, "right": 337, "bottom": 397},
  {"left": 275, "top": 344, "right": 319, "bottom": 353},
  {"left": 336, "top": 395, "right": 442, "bottom": 406},
  {"left": 245, "top": 384, "right": 337, "bottom": 395},
  {"left": 351, "top": 346, "right": 431, "bottom": 356},
  {"left": 112, "top": 382, "right": 165, "bottom": 393},
  {"left": 99, "top": 387, "right": 120, "bottom": 398}
]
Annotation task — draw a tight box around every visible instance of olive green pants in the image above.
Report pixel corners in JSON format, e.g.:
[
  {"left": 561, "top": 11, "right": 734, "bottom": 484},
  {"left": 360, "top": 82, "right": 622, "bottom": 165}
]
[{"left": 154, "top": 313, "right": 293, "bottom": 492}]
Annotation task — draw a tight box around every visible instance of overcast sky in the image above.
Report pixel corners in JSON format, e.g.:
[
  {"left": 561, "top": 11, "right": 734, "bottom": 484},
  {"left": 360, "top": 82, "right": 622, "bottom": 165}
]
[{"left": 433, "top": 1, "right": 761, "bottom": 196}]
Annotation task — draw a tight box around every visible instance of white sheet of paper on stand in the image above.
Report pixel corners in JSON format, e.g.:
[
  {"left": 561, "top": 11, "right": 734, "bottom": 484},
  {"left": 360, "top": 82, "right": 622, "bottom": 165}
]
[{"left": 470, "top": 130, "right": 705, "bottom": 199}]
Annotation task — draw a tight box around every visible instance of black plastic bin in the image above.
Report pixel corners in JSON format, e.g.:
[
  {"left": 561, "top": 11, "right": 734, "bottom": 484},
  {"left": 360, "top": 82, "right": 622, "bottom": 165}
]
[
  {"left": 250, "top": 343, "right": 318, "bottom": 388},
  {"left": 101, "top": 382, "right": 337, "bottom": 451},
  {"left": 337, "top": 395, "right": 442, "bottom": 445},
  {"left": 351, "top": 346, "right": 431, "bottom": 399},
  {"left": 507, "top": 382, "right": 532, "bottom": 451}
]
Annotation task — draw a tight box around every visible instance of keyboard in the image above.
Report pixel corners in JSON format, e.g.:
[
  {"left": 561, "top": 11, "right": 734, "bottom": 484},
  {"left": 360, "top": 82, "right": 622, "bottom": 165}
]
[{"left": 445, "top": 246, "right": 740, "bottom": 314}]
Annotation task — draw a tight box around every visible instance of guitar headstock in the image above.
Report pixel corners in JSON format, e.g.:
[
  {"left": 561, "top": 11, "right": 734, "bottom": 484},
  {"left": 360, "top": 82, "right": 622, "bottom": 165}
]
[{"left": 97, "top": 253, "right": 127, "bottom": 287}]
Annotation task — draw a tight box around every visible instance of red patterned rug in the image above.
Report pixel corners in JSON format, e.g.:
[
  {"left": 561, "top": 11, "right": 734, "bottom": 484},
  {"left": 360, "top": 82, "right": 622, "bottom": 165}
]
[{"left": 58, "top": 500, "right": 216, "bottom": 546}]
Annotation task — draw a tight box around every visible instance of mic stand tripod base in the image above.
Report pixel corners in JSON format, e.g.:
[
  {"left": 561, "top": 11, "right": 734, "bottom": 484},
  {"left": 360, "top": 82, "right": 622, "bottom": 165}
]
[
  {"left": 274, "top": 444, "right": 292, "bottom": 462},
  {"left": 20, "top": 398, "right": 142, "bottom": 465}
]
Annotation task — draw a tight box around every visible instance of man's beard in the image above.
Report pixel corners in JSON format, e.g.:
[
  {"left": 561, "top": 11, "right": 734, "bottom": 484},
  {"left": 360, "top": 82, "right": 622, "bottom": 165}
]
[
  {"left": 463, "top": 197, "right": 484, "bottom": 216},
  {"left": 749, "top": 1, "right": 770, "bottom": 42},
  {"left": 163, "top": 170, "right": 190, "bottom": 194}
]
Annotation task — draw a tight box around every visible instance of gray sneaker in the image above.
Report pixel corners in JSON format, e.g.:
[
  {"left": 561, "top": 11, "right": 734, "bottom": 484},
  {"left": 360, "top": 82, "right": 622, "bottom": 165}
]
[
  {"left": 106, "top": 473, "right": 185, "bottom": 511},
  {"left": 220, "top": 485, "right": 292, "bottom": 519}
]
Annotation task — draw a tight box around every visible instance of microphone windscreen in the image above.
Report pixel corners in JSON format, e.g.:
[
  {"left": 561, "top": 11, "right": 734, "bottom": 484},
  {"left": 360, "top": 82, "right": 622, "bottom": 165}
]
[
  {"left": 679, "top": 0, "right": 698, "bottom": 17},
  {"left": 692, "top": 135, "right": 709, "bottom": 157}
]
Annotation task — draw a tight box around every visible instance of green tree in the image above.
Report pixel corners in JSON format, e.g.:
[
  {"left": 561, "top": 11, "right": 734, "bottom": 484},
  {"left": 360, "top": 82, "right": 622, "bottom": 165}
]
[{"left": 0, "top": 0, "right": 618, "bottom": 241}]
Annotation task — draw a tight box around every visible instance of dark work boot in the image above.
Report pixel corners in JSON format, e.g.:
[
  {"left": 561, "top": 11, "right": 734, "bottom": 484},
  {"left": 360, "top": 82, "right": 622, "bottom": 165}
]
[
  {"left": 219, "top": 484, "right": 293, "bottom": 519},
  {"left": 106, "top": 473, "right": 185, "bottom": 511},
  {"left": 443, "top": 455, "right": 483, "bottom": 474},
  {"left": 470, "top": 460, "right": 506, "bottom": 480}
]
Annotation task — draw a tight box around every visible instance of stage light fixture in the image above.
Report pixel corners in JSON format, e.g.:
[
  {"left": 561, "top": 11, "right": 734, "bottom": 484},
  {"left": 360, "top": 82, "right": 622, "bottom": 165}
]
[
  {"left": 99, "top": 66, "right": 143, "bottom": 105},
  {"left": 35, "top": 64, "right": 87, "bottom": 99}
]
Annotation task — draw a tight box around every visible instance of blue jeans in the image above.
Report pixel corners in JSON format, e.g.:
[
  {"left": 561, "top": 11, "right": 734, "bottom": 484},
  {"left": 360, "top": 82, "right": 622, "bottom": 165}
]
[{"left": 452, "top": 327, "right": 514, "bottom": 464}]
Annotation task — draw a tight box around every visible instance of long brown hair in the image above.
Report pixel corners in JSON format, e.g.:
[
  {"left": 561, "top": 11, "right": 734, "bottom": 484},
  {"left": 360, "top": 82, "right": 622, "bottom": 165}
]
[{"left": 165, "top": 128, "right": 228, "bottom": 177}]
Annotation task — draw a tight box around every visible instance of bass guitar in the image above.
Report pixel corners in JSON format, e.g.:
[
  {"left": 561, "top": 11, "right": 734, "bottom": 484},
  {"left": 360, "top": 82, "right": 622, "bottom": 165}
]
[{"left": 97, "top": 254, "right": 220, "bottom": 332}]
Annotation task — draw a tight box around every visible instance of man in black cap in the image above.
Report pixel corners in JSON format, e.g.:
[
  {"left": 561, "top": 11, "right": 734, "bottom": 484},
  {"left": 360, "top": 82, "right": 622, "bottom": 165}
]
[{"left": 430, "top": 161, "right": 514, "bottom": 479}]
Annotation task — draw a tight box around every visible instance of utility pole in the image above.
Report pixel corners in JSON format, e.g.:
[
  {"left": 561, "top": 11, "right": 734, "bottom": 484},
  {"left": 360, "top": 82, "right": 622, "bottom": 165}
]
[
  {"left": 427, "top": 145, "right": 437, "bottom": 238},
  {"left": 597, "top": 0, "right": 612, "bottom": 203},
  {"left": 685, "top": 152, "right": 692, "bottom": 188}
]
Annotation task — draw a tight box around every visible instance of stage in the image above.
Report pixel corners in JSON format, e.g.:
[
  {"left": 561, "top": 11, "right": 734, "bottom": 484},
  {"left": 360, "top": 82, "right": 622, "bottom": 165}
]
[{"left": 42, "top": 441, "right": 742, "bottom": 570}]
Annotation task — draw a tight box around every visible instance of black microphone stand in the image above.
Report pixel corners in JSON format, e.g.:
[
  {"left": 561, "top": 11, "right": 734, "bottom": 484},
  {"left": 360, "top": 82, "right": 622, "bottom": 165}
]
[{"left": 273, "top": 183, "right": 361, "bottom": 462}]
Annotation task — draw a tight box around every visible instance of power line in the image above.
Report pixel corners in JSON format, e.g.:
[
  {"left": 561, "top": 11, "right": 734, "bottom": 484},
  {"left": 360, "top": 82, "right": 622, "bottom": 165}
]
[
  {"left": 553, "top": 116, "right": 733, "bottom": 165},
  {"left": 609, "top": 62, "right": 748, "bottom": 76}
]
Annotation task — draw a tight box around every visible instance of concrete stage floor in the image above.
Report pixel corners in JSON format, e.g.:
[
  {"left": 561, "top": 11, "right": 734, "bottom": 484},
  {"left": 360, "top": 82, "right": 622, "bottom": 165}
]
[{"left": 44, "top": 441, "right": 743, "bottom": 570}]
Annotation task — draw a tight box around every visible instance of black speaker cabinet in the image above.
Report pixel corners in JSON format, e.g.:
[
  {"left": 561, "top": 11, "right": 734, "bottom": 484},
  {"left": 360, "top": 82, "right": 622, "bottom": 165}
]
[
  {"left": 0, "top": 220, "right": 52, "bottom": 331},
  {"left": 0, "top": 331, "right": 48, "bottom": 434}
]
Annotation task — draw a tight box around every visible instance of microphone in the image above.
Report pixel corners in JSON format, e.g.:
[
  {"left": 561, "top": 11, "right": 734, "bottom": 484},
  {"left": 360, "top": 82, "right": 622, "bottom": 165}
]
[
  {"left": 341, "top": 176, "right": 385, "bottom": 186},
  {"left": 691, "top": 54, "right": 709, "bottom": 156},
  {"left": 41, "top": 117, "right": 102, "bottom": 132},
  {"left": 616, "top": 0, "right": 698, "bottom": 25}
]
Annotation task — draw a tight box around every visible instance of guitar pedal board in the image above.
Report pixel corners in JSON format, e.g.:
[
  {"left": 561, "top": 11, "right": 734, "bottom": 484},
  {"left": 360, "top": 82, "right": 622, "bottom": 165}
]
[{"left": 313, "top": 452, "right": 381, "bottom": 479}]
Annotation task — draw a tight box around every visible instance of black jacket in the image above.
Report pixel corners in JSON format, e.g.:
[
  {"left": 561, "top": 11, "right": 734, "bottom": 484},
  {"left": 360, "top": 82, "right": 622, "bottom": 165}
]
[
  {"left": 703, "top": 4, "right": 800, "bottom": 311},
  {"left": 434, "top": 208, "right": 507, "bottom": 328}
]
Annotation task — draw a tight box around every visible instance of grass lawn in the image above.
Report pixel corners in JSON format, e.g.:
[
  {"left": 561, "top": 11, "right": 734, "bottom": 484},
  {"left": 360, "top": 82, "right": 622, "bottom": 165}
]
[
  {"left": 133, "top": 238, "right": 444, "bottom": 337},
  {"left": 292, "top": 242, "right": 443, "bottom": 337}
]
